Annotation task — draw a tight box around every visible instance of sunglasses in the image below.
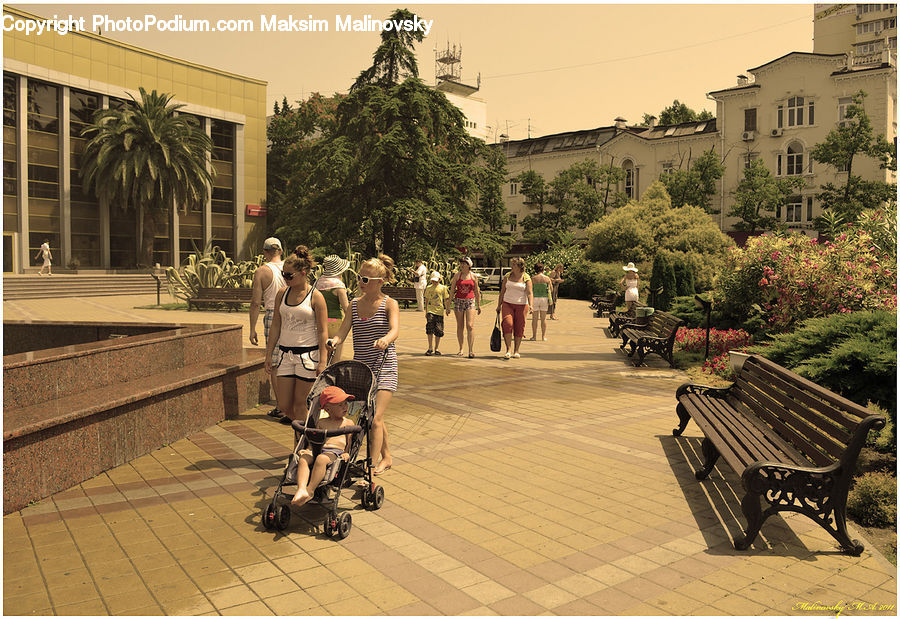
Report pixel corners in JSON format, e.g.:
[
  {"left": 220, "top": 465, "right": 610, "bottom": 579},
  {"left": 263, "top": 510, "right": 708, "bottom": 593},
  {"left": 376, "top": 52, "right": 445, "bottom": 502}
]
[
  {"left": 283, "top": 271, "right": 296, "bottom": 280},
  {"left": 357, "top": 275, "right": 384, "bottom": 284}
]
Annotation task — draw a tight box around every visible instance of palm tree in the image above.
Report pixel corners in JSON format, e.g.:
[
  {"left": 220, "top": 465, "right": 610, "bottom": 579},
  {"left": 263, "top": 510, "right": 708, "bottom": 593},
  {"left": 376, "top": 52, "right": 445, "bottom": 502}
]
[{"left": 80, "top": 88, "right": 213, "bottom": 267}]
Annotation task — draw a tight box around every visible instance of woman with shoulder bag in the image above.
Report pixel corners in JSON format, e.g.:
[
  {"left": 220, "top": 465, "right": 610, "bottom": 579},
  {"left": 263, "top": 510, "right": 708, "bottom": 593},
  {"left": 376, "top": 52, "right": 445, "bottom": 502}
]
[{"left": 497, "top": 258, "right": 533, "bottom": 359}]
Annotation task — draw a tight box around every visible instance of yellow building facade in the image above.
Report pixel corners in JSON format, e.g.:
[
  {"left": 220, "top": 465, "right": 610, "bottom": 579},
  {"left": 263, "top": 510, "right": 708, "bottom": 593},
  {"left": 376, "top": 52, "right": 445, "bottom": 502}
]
[{"left": 2, "top": 6, "right": 268, "bottom": 273}]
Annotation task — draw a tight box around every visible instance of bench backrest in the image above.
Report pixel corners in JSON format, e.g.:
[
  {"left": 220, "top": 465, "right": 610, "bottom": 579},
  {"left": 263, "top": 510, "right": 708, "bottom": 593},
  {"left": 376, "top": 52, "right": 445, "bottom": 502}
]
[
  {"left": 730, "top": 355, "right": 884, "bottom": 467},
  {"left": 197, "top": 287, "right": 252, "bottom": 298},
  {"left": 382, "top": 286, "right": 417, "bottom": 298},
  {"left": 645, "top": 311, "right": 683, "bottom": 338}
]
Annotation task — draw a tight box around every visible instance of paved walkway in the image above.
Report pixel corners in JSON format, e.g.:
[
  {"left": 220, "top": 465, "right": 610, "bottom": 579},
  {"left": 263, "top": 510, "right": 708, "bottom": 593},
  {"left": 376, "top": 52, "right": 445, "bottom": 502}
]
[{"left": 3, "top": 293, "right": 896, "bottom": 615}]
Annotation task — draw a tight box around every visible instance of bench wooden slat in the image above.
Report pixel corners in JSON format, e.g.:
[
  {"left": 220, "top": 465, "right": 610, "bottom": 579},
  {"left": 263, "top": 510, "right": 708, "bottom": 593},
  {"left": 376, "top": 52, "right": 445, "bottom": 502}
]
[
  {"left": 730, "top": 376, "right": 834, "bottom": 467},
  {"left": 743, "top": 368, "right": 851, "bottom": 459},
  {"left": 723, "top": 393, "right": 812, "bottom": 465},
  {"left": 751, "top": 357, "right": 869, "bottom": 429}
]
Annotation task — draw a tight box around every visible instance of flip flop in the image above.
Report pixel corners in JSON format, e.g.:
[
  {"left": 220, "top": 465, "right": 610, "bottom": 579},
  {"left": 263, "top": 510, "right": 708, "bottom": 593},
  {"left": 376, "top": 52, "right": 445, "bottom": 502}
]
[
  {"left": 455, "top": 351, "right": 464, "bottom": 357},
  {"left": 267, "top": 408, "right": 283, "bottom": 418},
  {"left": 513, "top": 353, "right": 521, "bottom": 359},
  {"left": 468, "top": 353, "right": 475, "bottom": 359},
  {"left": 434, "top": 350, "right": 442, "bottom": 356},
  {"left": 373, "top": 464, "right": 392, "bottom": 476}
]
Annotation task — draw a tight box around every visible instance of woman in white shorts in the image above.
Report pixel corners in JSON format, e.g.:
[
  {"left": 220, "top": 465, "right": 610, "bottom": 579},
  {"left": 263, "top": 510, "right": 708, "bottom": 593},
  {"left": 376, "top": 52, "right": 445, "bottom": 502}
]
[
  {"left": 265, "top": 246, "right": 329, "bottom": 431},
  {"left": 529, "top": 263, "right": 552, "bottom": 341}
]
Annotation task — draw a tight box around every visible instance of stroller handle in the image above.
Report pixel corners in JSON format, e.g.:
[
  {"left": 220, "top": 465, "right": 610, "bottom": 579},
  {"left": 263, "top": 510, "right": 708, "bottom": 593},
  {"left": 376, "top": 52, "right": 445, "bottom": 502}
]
[{"left": 291, "top": 421, "right": 363, "bottom": 442}]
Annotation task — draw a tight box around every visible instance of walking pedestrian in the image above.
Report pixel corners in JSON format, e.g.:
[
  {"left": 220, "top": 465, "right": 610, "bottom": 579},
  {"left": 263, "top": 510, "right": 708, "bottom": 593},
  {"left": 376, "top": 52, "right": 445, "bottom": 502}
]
[
  {"left": 423, "top": 271, "right": 451, "bottom": 355},
  {"left": 36, "top": 239, "right": 52, "bottom": 276},
  {"left": 549, "top": 264, "right": 565, "bottom": 320},
  {"left": 621, "top": 262, "right": 640, "bottom": 313},
  {"left": 250, "top": 237, "right": 287, "bottom": 419},
  {"left": 328, "top": 254, "right": 399, "bottom": 476},
  {"left": 497, "top": 257, "right": 533, "bottom": 359},
  {"left": 412, "top": 259, "right": 428, "bottom": 312},
  {"left": 529, "top": 263, "right": 552, "bottom": 341},
  {"left": 315, "top": 254, "right": 351, "bottom": 362},
  {"left": 449, "top": 256, "right": 481, "bottom": 358},
  {"left": 264, "top": 246, "right": 329, "bottom": 432}
]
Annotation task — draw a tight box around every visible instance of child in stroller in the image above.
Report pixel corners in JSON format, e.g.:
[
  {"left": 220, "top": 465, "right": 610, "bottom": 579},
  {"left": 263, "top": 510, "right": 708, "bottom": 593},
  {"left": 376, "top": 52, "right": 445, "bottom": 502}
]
[
  {"left": 263, "top": 358, "right": 386, "bottom": 539},
  {"left": 291, "top": 386, "right": 356, "bottom": 507}
]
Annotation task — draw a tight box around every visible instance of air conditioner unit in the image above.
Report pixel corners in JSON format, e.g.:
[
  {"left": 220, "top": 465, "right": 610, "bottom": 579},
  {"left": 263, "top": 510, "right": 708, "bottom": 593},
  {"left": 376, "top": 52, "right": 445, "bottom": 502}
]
[
  {"left": 771, "top": 128, "right": 784, "bottom": 137},
  {"left": 838, "top": 119, "right": 853, "bottom": 128},
  {"left": 741, "top": 130, "right": 755, "bottom": 141}
]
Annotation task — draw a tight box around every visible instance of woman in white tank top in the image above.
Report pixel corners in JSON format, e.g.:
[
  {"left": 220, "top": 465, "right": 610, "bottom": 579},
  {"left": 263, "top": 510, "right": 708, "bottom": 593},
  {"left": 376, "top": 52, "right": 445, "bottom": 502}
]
[{"left": 265, "top": 246, "right": 329, "bottom": 430}]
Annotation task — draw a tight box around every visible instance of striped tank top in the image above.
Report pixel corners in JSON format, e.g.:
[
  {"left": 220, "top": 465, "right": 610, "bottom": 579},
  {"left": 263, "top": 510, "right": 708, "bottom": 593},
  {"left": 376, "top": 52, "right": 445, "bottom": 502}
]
[{"left": 351, "top": 297, "right": 398, "bottom": 392}]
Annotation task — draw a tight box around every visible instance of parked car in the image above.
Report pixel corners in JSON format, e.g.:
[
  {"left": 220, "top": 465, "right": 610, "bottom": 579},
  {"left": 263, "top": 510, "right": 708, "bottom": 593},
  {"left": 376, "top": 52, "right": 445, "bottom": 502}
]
[{"left": 471, "top": 267, "right": 511, "bottom": 290}]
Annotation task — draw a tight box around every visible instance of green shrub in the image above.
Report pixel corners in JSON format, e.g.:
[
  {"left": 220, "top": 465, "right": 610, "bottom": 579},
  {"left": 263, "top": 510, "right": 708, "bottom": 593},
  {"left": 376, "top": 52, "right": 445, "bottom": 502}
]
[
  {"left": 751, "top": 310, "right": 897, "bottom": 423},
  {"left": 562, "top": 260, "right": 642, "bottom": 301},
  {"left": 584, "top": 182, "right": 732, "bottom": 290},
  {"left": 650, "top": 253, "right": 677, "bottom": 310},
  {"left": 672, "top": 255, "right": 695, "bottom": 296},
  {"left": 847, "top": 472, "right": 897, "bottom": 528}
]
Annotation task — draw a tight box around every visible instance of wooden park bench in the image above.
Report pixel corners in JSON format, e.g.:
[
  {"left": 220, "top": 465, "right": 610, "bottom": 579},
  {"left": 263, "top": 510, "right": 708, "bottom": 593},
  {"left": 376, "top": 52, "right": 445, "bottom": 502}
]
[
  {"left": 619, "top": 310, "right": 683, "bottom": 367},
  {"left": 673, "top": 354, "right": 885, "bottom": 555},
  {"left": 187, "top": 287, "right": 253, "bottom": 311},
  {"left": 591, "top": 290, "right": 618, "bottom": 317},
  {"left": 381, "top": 286, "right": 418, "bottom": 309},
  {"left": 607, "top": 302, "right": 650, "bottom": 337}
]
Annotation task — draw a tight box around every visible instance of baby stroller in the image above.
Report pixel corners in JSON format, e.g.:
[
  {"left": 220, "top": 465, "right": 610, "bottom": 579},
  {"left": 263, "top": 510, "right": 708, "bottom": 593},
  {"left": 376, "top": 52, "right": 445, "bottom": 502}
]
[{"left": 262, "top": 356, "right": 386, "bottom": 539}]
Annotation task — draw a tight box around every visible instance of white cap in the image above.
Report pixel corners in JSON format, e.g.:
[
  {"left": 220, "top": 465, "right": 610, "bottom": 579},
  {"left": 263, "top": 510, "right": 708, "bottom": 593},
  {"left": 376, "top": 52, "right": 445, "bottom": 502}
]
[
  {"left": 459, "top": 256, "right": 473, "bottom": 267},
  {"left": 430, "top": 271, "right": 442, "bottom": 281},
  {"left": 263, "top": 237, "right": 282, "bottom": 251}
]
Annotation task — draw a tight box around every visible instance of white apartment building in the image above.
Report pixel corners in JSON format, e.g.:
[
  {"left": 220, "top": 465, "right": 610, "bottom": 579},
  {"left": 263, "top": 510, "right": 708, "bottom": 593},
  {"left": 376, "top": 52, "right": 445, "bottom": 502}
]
[{"left": 814, "top": 3, "right": 897, "bottom": 65}]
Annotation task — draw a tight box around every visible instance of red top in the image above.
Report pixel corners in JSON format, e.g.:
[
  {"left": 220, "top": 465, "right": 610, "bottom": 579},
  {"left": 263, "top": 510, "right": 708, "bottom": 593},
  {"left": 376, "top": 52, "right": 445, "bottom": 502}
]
[{"left": 455, "top": 277, "right": 476, "bottom": 299}]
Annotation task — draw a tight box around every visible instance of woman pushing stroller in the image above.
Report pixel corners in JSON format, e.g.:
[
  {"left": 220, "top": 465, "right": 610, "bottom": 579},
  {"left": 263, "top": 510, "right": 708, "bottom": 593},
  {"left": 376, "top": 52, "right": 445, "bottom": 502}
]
[{"left": 327, "top": 254, "right": 399, "bottom": 476}]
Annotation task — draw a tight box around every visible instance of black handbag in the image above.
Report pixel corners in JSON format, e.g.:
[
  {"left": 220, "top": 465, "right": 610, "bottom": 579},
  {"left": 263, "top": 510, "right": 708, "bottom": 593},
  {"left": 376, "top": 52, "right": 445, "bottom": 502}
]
[{"left": 490, "top": 313, "right": 502, "bottom": 352}]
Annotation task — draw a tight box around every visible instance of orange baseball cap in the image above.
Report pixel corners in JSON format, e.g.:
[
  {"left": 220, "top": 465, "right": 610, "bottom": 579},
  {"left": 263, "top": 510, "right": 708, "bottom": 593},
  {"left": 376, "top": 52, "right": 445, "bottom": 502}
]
[{"left": 320, "top": 386, "right": 355, "bottom": 406}]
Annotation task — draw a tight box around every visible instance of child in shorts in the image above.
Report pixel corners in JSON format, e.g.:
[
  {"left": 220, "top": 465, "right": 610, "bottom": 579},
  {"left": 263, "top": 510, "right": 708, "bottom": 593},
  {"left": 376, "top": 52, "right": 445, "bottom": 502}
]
[
  {"left": 423, "top": 271, "right": 451, "bottom": 356},
  {"left": 291, "top": 386, "right": 356, "bottom": 506}
]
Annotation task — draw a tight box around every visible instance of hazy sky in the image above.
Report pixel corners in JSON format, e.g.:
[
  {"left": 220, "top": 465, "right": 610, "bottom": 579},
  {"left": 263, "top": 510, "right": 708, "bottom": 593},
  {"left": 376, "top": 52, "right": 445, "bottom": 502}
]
[{"left": 17, "top": 2, "right": 815, "bottom": 140}]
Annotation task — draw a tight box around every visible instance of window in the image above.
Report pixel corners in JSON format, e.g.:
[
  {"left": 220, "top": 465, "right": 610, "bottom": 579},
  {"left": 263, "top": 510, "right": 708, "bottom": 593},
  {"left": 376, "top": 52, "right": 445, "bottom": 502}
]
[
  {"left": 785, "top": 196, "right": 802, "bottom": 223},
  {"left": 509, "top": 181, "right": 518, "bottom": 196},
  {"left": 509, "top": 213, "right": 517, "bottom": 232},
  {"left": 886, "top": 17, "right": 897, "bottom": 28},
  {"left": 857, "top": 41, "right": 879, "bottom": 55},
  {"left": 786, "top": 143, "right": 804, "bottom": 175},
  {"left": 807, "top": 197, "right": 814, "bottom": 222},
  {"left": 743, "top": 152, "right": 759, "bottom": 169},
  {"left": 838, "top": 96, "right": 854, "bottom": 121},
  {"left": 661, "top": 162, "right": 674, "bottom": 177},
  {"left": 623, "top": 160, "right": 635, "bottom": 199},
  {"left": 69, "top": 89, "right": 101, "bottom": 267},
  {"left": 777, "top": 96, "right": 815, "bottom": 128},
  {"left": 857, "top": 20, "right": 881, "bottom": 35},
  {"left": 744, "top": 108, "right": 757, "bottom": 132},
  {"left": 889, "top": 37, "right": 897, "bottom": 49}
]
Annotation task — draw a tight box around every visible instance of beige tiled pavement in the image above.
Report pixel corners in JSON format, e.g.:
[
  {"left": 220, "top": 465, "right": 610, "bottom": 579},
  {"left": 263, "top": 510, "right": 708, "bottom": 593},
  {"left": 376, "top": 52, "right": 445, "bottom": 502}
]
[{"left": 3, "top": 291, "right": 897, "bottom": 615}]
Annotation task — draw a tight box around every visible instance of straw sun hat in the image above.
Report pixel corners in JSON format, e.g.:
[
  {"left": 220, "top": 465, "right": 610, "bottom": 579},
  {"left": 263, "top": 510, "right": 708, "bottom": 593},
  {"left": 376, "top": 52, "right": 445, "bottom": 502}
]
[
  {"left": 321, "top": 255, "right": 351, "bottom": 277},
  {"left": 622, "top": 262, "right": 639, "bottom": 272}
]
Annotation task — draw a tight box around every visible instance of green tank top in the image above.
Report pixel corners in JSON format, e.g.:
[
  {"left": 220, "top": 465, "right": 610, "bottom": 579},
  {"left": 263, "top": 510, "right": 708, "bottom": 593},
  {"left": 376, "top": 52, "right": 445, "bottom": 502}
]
[
  {"left": 533, "top": 282, "right": 550, "bottom": 298},
  {"left": 320, "top": 287, "right": 344, "bottom": 320}
]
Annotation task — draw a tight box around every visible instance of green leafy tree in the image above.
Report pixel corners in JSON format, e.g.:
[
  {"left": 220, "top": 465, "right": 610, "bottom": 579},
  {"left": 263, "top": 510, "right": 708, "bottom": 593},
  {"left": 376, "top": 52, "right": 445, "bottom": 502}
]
[
  {"left": 729, "top": 158, "right": 805, "bottom": 233},
  {"left": 585, "top": 182, "right": 732, "bottom": 289},
  {"left": 811, "top": 90, "right": 897, "bottom": 223},
  {"left": 661, "top": 148, "right": 724, "bottom": 212},
  {"left": 352, "top": 8, "right": 424, "bottom": 90},
  {"left": 277, "top": 11, "right": 503, "bottom": 261},
  {"left": 80, "top": 88, "right": 213, "bottom": 267},
  {"left": 517, "top": 159, "right": 626, "bottom": 244},
  {"left": 641, "top": 99, "right": 714, "bottom": 126}
]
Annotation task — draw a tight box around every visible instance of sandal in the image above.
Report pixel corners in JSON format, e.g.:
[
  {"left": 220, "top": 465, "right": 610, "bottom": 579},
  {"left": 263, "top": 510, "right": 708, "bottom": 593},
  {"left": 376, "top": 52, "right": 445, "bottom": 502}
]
[
  {"left": 468, "top": 353, "right": 475, "bottom": 359},
  {"left": 503, "top": 352, "right": 511, "bottom": 360},
  {"left": 425, "top": 349, "right": 433, "bottom": 356},
  {"left": 434, "top": 350, "right": 442, "bottom": 356},
  {"left": 513, "top": 353, "right": 521, "bottom": 359},
  {"left": 455, "top": 351, "right": 464, "bottom": 357},
  {"left": 266, "top": 408, "right": 283, "bottom": 418}
]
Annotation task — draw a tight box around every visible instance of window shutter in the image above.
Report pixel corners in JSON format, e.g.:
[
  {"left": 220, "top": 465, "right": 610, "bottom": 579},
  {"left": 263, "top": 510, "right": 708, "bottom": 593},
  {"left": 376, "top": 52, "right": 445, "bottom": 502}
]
[{"left": 777, "top": 154, "right": 782, "bottom": 176}]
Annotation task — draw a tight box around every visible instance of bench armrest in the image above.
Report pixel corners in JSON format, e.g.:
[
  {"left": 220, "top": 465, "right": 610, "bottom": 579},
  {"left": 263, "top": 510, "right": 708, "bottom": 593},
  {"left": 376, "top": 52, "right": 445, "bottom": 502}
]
[{"left": 675, "top": 382, "right": 732, "bottom": 398}]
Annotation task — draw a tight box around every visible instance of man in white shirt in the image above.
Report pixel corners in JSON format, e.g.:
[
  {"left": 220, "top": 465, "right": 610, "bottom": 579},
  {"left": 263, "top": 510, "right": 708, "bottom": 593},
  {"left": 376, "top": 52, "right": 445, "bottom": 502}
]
[
  {"left": 250, "top": 237, "right": 287, "bottom": 418},
  {"left": 413, "top": 259, "right": 428, "bottom": 312}
]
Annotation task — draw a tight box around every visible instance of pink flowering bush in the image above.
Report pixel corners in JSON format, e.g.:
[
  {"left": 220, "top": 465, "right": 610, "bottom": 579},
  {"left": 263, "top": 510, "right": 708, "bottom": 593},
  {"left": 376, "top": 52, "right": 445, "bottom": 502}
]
[
  {"left": 676, "top": 327, "right": 752, "bottom": 357},
  {"left": 715, "top": 230, "right": 897, "bottom": 332},
  {"left": 702, "top": 353, "right": 735, "bottom": 380}
]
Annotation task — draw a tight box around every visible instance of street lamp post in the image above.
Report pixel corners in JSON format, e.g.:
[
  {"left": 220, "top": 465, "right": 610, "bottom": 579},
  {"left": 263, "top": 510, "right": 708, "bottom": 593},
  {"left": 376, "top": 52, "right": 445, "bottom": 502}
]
[{"left": 694, "top": 294, "right": 712, "bottom": 359}]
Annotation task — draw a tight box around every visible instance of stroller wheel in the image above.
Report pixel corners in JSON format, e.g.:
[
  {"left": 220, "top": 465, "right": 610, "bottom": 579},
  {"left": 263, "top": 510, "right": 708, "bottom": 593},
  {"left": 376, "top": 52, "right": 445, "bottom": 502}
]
[
  {"left": 274, "top": 503, "right": 291, "bottom": 531},
  {"left": 370, "top": 485, "right": 385, "bottom": 510},
  {"left": 262, "top": 502, "right": 277, "bottom": 530},
  {"left": 360, "top": 490, "right": 370, "bottom": 509},
  {"left": 323, "top": 515, "right": 336, "bottom": 537},
  {"left": 336, "top": 512, "right": 352, "bottom": 539}
]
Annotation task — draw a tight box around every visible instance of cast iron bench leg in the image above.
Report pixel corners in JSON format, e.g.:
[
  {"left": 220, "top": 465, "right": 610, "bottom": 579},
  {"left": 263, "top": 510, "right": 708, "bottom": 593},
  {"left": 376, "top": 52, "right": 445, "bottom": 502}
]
[
  {"left": 695, "top": 437, "right": 720, "bottom": 480},
  {"left": 673, "top": 403, "right": 691, "bottom": 436},
  {"left": 735, "top": 490, "right": 765, "bottom": 550}
]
